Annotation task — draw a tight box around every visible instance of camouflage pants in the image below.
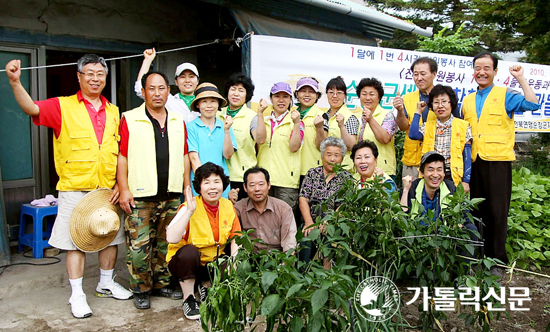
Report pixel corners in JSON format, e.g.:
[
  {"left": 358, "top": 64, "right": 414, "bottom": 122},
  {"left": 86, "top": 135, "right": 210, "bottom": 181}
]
[{"left": 125, "top": 198, "right": 181, "bottom": 293}]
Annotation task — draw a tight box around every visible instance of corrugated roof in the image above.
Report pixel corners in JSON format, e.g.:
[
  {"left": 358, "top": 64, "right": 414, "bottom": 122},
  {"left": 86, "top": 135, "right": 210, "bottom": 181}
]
[{"left": 201, "top": 0, "right": 431, "bottom": 40}]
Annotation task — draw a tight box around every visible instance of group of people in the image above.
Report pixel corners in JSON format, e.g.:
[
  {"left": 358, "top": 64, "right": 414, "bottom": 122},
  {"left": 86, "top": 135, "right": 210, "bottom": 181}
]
[{"left": 3, "top": 47, "right": 539, "bottom": 321}]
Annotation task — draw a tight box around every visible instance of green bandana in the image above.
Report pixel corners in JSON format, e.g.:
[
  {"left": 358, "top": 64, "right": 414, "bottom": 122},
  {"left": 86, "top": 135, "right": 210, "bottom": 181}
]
[
  {"left": 226, "top": 105, "right": 243, "bottom": 118},
  {"left": 296, "top": 104, "right": 312, "bottom": 119},
  {"left": 179, "top": 93, "right": 195, "bottom": 109}
]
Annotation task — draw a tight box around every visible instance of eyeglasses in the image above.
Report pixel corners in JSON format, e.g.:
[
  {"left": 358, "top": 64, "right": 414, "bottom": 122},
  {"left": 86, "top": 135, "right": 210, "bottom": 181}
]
[
  {"left": 433, "top": 100, "right": 450, "bottom": 107},
  {"left": 80, "top": 71, "right": 106, "bottom": 79},
  {"left": 327, "top": 91, "right": 345, "bottom": 97}
]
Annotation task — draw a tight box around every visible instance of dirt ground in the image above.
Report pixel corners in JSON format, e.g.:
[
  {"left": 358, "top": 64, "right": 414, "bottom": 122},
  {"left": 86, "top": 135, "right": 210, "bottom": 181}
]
[{"left": 1, "top": 248, "right": 549, "bottom": 332}]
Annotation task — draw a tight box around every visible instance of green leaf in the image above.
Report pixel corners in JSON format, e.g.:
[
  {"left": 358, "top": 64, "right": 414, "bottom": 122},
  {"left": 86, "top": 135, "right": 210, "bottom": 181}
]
[
  {"left": 311, "top": 289, "right": 329, "bottom": 314},
  {"left": 236, "top": 260, "right": 252, "bottom": 278},
  {"left": 307, "top": 311, "right": 324, "bottom": 332},
  {"left": 466, "top": 277, "right": 477, "bottom": 289},
  {"left": 286, "top": 283, "right": 303, "bottom": 299},
  {"left": 340, "top": 223, "right": 350, "bottom": 236},
  {"left": 261, "top": 271, "right": 278, "bottom": 293},
  {"left": 260, "top": 294, "right": 281, "bottom": 317},
  {"left": 290, "top": 316, "right": 304, "bottom": 332}
]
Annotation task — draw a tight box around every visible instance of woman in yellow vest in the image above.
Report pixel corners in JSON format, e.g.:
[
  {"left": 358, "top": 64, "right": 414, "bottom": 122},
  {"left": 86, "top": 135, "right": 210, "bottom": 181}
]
[
  {"left": 294, "top": 77, "right": 324, "bottom": 181},
  {"left": 219, "top": 73, "right": 266, "bottom": 201},
  {"left": 257, "top": 82, "right": 304, "bottom": 210},
  {"left": 351, "top": 140, "right": 396, "bottom": 193},
  {"left": 408, "top": 84, "right": 473, "bottom": 191},
  {"left": 166, "top": 162, "right": 241, "bottom": 320},
  {"left": 317, "top": 76, "right": 359, "bottom": 171},
  {"left": 356, "top": 78, "right": 398, "bottom": 178}
]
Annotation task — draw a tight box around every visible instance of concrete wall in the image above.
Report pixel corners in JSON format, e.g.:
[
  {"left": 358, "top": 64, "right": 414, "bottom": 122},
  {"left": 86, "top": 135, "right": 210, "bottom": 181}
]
[{"left": 0, "top": 0, "right": 198, "bottom": 44}]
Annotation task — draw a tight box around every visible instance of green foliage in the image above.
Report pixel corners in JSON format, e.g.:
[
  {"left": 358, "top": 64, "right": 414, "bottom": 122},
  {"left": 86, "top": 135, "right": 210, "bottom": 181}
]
[
  {"left": 201, "top": 174, "right": 501, "bottom": 331},
  {"left": 515, "top": 134, "right": 550, "bottom": 177},
  {"left": 376, "top": 0, "right": 482, "bottom": 56},
  {"left": 472, "top": 0, "right": 550, "bottom": 64},
  {"left": 507, "top": 167, "right": 550, "bottom": 269},
  {"left": 416, "top": 23, "right": 479, "bottom": 56},
  {"left": 378, "top": 0, "right": 550, "bottom": 64},
  {"left": 456, "top": 258, "right": 506, "bottom": 331}
]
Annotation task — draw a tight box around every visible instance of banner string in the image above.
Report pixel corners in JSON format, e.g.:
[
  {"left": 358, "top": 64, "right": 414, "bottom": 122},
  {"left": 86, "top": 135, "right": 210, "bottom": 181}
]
[{"left": 0, "top": 33, "right": 253, "bottom": 73}]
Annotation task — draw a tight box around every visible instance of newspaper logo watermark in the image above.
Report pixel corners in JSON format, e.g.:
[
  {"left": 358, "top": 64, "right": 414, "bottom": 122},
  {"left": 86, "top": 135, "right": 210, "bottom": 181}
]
[
  {"left": 353, "top": 276, "right": 400, "bottom": 322},
  {"left": 406, "top": 286, "right": 531, "bottom": 312}
]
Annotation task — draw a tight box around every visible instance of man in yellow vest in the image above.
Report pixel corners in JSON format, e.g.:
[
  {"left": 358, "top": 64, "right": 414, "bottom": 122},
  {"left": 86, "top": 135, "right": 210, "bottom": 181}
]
[
  {"left": 117, "top": 71, "right": 190, "bottom": 309},
  {"left": 394, "top": 57, "right": 461, "bottom": 179},
  {"left": 5, "top": 55, "right": 132, "bottom": 319},
  {"left": 462, "top": 52, "right": 540, "bottom": 274}
]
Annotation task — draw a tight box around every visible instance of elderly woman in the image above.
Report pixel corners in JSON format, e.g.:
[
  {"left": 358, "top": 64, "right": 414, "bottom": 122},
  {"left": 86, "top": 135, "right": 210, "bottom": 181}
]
[
  {"left": 299, "top": 137, "right": 351, "bottom": 262},
  {"left": 315, "top": 76, "right": 359, "bottom": 171},
  {"left": 219, "top": 73, "right": 266, "bottom": 201},
  {"left": 356, "top": 78, "right": 398, "bottom": 178},
  {"left": 166, "top": 162, "right": 241, "bottom": 320},
  {"left": 352, "top": 140, "right": 397, "bottom": 193}
]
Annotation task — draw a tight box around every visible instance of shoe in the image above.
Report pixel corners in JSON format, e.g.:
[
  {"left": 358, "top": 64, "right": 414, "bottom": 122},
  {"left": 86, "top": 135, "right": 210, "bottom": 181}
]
[
  {"left": 133, "top": 293, "right": 150, "bottom": 309},
  {"left": 151, "top": 286, "right": 183, "bottom": 300},
  {"left": 69, "top": 294, "right": 92, "bottom": 319},
  {"left": 182, "top": 295, "right": 201, "bottom": 320},
  {"left": 95, "top": 275, "right": 133, "bottom": 300},
  {"left": 198, "top": 283, "right": 208, "bottom": 303}
]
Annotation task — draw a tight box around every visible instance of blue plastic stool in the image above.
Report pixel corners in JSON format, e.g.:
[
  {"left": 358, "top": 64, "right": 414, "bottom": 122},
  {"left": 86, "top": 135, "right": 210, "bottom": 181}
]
[{"left": 18, "top": 204, "right": 58, "bottom": 259}]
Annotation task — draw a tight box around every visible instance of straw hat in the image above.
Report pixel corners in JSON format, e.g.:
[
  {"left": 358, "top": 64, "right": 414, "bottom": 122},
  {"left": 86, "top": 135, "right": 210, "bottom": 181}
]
[
  {"left": 190, "top": 82, "right": 228, "bottom": 111},
  {"left": 70, "top": 189, "right": 122, "bottom": 253}
]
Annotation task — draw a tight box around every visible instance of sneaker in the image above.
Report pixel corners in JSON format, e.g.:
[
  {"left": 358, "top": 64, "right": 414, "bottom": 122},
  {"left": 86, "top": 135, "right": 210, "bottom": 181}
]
[
  {"left": 95, "top": 275, "right": 133, "bottom": 300},
  {"left": 198, "top": 283, "right": 208, "bottom": 303},
  {"left": 151, "top": 286, "right": 183, "bottom": 300},
  {"left": 182, "top": 295, "right": 200, "bottom": 320},
  {"left": 69, "top": 294, "right": 92, "bottom": 319},
  {"left": 133, "top": 292, "right": 150, "bottom": 310}
]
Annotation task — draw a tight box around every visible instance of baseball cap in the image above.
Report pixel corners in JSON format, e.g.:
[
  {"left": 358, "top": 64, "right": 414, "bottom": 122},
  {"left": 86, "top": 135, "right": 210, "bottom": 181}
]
[
  {"left": 175, "top": 63, "right": 199, "bottom": 78},
  {"left": 420, "top": 151, "right": 445, "bottom": 171},
  {"left": 270, "top": 82, "right": 292, "bottom": 96},
  {"left": 296, "top": 77, "right": 319, "bottom": 92}
]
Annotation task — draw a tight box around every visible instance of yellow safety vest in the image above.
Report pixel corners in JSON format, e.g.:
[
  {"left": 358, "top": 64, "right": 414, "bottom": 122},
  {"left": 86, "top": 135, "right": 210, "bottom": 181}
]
[
  {"left": 462, "top": 86, "right": 514, "bottom": 161},
  {"left": 124, "top": 104, "right": 186, "bottom": 197},
  {"left": 422, "top": 117, "right": 469, "bottom": 185},
  {"left": 326, "top": 105, "right": 357, "bottom": 171},
  {"left": 299, "top": 105, "right": 323, "bottom": 175},
  {"left": 402, "top": 91, "right": 437, "bottom": 166},
  {"left": 166, "top": 196, "right": 235, "bottom": 265},
  {"left": 257, "top": 112, "right": 301, "bottom": 188},
  {"left": 410, "top": 179, "right": 451, "bottom": 217},
  {"left": 218, "top": 105, "right": 258, "bottom": 182},
  {"left": 358, "top": 105, "right": 397, "bottom": 176},
  {"left": 55, "top": 94, "right": 119, "bottom": 191}
]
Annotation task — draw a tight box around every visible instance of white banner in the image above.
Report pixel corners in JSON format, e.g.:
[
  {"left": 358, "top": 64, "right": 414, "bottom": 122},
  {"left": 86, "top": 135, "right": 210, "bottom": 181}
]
[{"left": 250, "top": 35, "right": 550, "bottom": 133}]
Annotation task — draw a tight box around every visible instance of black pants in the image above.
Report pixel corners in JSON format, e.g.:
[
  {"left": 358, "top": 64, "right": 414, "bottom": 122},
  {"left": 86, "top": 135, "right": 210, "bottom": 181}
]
[
  {"left": 470, "top": 159, "right": 511, "bottom": 264},
  {"left": 168, "top": 245, "right": 227, "bottom": 283}
]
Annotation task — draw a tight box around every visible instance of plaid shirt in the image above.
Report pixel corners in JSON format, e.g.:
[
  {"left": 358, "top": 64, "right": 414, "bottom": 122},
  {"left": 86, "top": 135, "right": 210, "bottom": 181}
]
[
  {"left": 322, "top": 110, "right": 359, "bottom": 135},
  {"left": 419, "top": 115, "right": 472, "bottom": 170}
]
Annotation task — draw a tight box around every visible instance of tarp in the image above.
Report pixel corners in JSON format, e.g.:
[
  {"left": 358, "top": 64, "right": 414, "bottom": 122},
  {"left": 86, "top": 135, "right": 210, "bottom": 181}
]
[{"left": 250, "top": 35, "right": 550, "bottom": 133}]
